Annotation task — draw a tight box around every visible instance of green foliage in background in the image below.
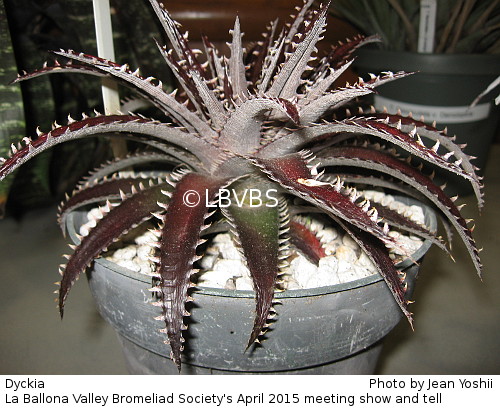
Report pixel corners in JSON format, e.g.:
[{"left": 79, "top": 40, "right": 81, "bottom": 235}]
[
  {"left": 1, "top": 0, "right": 173, "bottom": 216},
  {"left": 0, "top": 0, "right": 24, "bottom": 216},
  {"left": 332, "top": 0, "right": 500, "bottom": 53}
]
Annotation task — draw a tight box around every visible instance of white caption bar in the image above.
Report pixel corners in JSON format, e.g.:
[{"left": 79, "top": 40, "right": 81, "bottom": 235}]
[{"left": 1, "top": 375, "right": 498, "bottom": 409}]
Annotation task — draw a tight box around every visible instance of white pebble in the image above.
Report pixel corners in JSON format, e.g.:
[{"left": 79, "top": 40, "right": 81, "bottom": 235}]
[
  {"left": 79, "top": 218, "right": 98, "bottom": 237},
  {"left": 318, "top": 226, "right": 338, "bottom": 243},
  {"left": 369, "top": 190, "right": 385, "bottom": 203},
  {"left": 235, "top": 276, "right": 254, "bottom": 291},
  {"left": 336, "top": 268, "right": 359, "bottom": 283},
  {"left": 335, "top": 245, "right": 357, "bottom": 263},
  {"left": 391, "top": 202, "right": 406, "bottom": 213},
  {"left": 353, "top": 266, "right": 371, "bottom": 279},
  {"left": 225, "top": 278, "right": 236, "bottom": 290},
  {"left": 112, "top": 245, "right": 137, "bottom": 261},
  {"left": 342, "top": 234, "right": 360, "bottom": 251},
  {"left": 98, "top": 189, "right": 427, "bottom": 291},
  {"left": 309, "top": 256, "right": 340, "bottom": 287},
  {"left": 393, "top": 235, "right": 422, "bottom": 256},
  {"left": 205, "top": 245, "right": 220, "bottom": 256},
  {"left": 134, "top": 230, "right": 158, "bottom": 245},
  {"left": 388, "top": 231, "right": 401, "bottom": 239},
  {"left": 380, "top": 194, "right": 394, "bottom": 206},
  {"left": 116, "top": 259, "right": 141, "bottom": 272},
  {"left": 137, "top": 245, "right": 154, "bottom": 260},
  {"left": 282, "top": 274, "right": 301, "bottom": 290},
  {"left": 212, "top": 259, "right": 250, "bottom": 278},
  {"left": 318, "top": 256, "right": 339, "bottom": 276},
  {"left": 133, "top": 256, "right": 153, "bottom": 275},
  {"left": 79, "top": 225, "right": 90, "bottom": 237},
  {"left": 289, "top": 255, "right": 318, "bottom": 288},
  {"left": 213, "top": 234, "right": 242, "bottom": 260},
  {"left": 304, "top": 276, "right": 326, "bottom": 288},
  {"left": 213, "top": 233, "right": 232, "bottom": 244},
  {"left": 409, "top": 205, "right": 425, "bottom": 224},
  {"left": 308, "top": 220, "right": 324, "bottom": 233},
  {"left": 357, "top": 252, "right": 376, "bottom": 270},
  {"left": 323, "top": 240, "right": 341, "bottom": 256},
  {"left": 218, "top": 243, "right": 242, "bottom": 260},
  {"left": 199, "top": 254, "right": 217, "bottom": 270},
  {"left": 337, "top": 259, "right": 353, "bottom": 274},
  {"left": 87, "top": 208, "right": 104, "bottom": 221},
  {"left": 197, "top": 269, "right": 233, "bottom": 288}
]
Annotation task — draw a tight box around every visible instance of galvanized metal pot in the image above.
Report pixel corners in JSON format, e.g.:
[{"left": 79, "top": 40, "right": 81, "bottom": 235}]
[{"left": 67, "top": 197, "right": 436, "bottom": 374}]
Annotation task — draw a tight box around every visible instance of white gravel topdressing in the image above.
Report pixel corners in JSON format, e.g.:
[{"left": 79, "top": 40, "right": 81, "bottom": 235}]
[{"left": 83, "top": 191, "right": 427, "bottom": 291}]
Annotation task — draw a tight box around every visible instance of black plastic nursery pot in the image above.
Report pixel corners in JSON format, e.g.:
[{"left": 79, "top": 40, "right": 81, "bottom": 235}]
[
  {"left": 67, "top": 197, "right": 436, "bottom": 375},
  {"left": 354, "top": 50, "right": 500, "bottom": 195}
]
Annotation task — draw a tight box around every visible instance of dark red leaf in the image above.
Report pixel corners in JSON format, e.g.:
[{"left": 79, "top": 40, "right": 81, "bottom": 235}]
[
  {"left": 319, "top": 146, "right": 482, "bottom": 276},
  {"left": 60, "top": 182, "right": 169, "bottom": 316},
  {"left": 253, "top": 153, "right": 397, "bottom": 248},
  {"left": 157, "top": 173, "right": 226, "bottom": 370},
  {"left": 337, "top": 219, "right": 412, "bottom": 325},
  {"left": 289, "top": 219, "right": 326, "bottom": 265},
  {"left": 58, "top": 177, "right": 154, "bottom": 230}
]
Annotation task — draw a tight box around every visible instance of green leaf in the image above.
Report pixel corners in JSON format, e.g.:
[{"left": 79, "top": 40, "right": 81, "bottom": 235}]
[
  {"left": 224, "top": 177, "right": 284, "bottom": 347},
  {"left": 0, "top": 0, "right": 25, "bottom": 215}
]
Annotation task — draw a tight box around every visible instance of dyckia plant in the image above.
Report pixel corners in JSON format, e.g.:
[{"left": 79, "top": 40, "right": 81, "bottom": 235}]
[{"left": 0, "top": 0, "right": 483, "bottom": 371}]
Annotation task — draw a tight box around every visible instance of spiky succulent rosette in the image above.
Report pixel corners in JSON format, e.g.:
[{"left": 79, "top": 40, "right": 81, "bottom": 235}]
[{"left": 0, "top": 0, "right": 484, "bottom": 371}]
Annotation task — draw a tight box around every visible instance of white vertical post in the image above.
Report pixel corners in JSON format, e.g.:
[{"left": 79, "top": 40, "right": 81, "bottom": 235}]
[
  {"left": 418, "top": 0, "right": 437, "bottom": 53},
  {"left": 92, "top": 0, "right": 127, "bottom": 156}
]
